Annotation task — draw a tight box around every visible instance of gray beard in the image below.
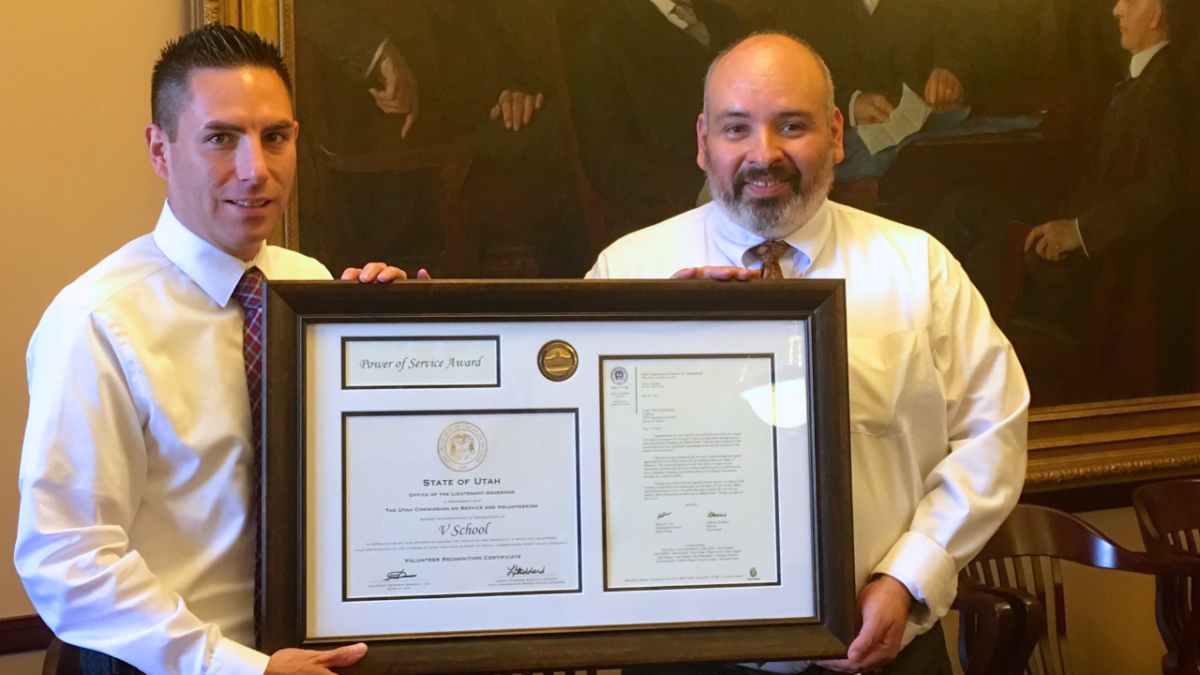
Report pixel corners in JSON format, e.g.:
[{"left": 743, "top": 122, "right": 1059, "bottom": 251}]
[{"left": 707, "top": 152, "right": 835, "bottom": 240}]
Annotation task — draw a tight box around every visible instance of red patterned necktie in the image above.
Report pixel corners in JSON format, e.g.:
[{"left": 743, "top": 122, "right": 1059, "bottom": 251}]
[
  {"left": 232, "top": 266, "right": 266, "bottom": 644},
  {"left": 752, "top": 241, "right": 793, "bottom": 280}
]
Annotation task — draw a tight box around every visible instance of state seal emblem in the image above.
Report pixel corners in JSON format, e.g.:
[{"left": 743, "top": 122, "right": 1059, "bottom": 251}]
[
  {"left": 610, "top": 366, "right": 629, "bottom": 385},
  {"left": 437, "top": 422, "right": 488, "bottom": 472},
  {"left": 537, "top": 340, "right": 578, "bottom": 382}
]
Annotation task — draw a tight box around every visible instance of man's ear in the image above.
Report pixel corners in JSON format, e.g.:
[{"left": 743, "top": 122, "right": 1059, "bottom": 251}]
[
  {"left": 831, "top": 108, "right": 846, "bottom": 165},
  {"left": 1152, "top": 2, "right": 1165, "bottom": 29},
  {"left": 146, "top": 124, "right": 170, "bottom": 181},
  {"left": 696, "top": 112, "right": 708, "bottom": 170}
]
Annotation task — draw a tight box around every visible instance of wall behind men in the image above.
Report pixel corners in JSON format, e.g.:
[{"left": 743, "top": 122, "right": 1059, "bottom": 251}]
[{"left": 0, "top": 0, "right": 189, "bottom": 657}]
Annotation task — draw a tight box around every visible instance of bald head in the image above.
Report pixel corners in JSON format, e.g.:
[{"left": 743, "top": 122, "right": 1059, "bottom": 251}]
[
  {"left": 704, "top": 32, "right": 835, "bottom": 120},
  {"left": 695, "top": 32, "right": 845, "bottom": 240}
]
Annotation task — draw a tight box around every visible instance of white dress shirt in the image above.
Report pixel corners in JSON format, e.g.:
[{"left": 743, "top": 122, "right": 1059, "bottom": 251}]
[
  {"left": 588, "top": 200, "right": 1029, "bottom": 655},
  {"left": 15, "top": 202, "right": 332, "bottom": 675},
  {"left": 1131, "top": 40, "right": 1169, "bottom": 79}
]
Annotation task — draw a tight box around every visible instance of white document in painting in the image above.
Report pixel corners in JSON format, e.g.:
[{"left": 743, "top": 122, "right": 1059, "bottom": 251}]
[
  {"left": 856, "top": 83, "right": 933, "bottom": 155},
  {"left": 343, "top": 410, "right": 581, "bottom": 600},
  {"left": 601, "top": 356, "right": 780, "bottom": 590}
]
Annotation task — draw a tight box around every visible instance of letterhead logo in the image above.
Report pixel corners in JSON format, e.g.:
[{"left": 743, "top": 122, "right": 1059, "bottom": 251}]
[
  {"left": 438, "top": 422, "right": 488, "bottom": 472},
  {"left": 610, "top": 366, "right": 629, "bottom": 385}
]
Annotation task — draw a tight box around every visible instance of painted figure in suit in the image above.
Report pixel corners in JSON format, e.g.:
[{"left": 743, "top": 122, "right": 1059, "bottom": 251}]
[
  {"left": 569, "top": 0, "right": 743, "bottom": 231},
  {"left": 772, "top": 0, "right": 974, "bottom": 125},
  {"left": 293, "top": 0, "right": 587, "bottom": 277},
  {"left": 1022, "top": 0, "right": 1191, "bottom": 328}
]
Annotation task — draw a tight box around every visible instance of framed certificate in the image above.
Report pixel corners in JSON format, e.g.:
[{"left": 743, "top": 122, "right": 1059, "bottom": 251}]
[{"left": 261, "top": 280, "right": 854, "bottom": 673}]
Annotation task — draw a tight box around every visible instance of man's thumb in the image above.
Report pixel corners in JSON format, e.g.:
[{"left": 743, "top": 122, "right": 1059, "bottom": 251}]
[{"left": 321, "top": 643, "right": 368, "bottom": 668}]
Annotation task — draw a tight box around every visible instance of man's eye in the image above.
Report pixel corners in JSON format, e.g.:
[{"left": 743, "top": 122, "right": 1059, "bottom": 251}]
[
  {"left": 206, "top": 133, "right": 231, "bottom": 144},
  {"left": 265, "top": 131, "right": 291, "bottom": 144},
  {"left": 725, "top": 125, "right": 748, "bottom": 135}
]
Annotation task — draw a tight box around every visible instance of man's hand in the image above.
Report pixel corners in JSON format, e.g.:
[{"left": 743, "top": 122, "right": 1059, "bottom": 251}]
[
  {"left": 340, "top": 263, "right": 431, "bottom": 283},
  {"left": 489, "top": 90, "right": 544, "bottom": 131},
  {"left": 670, "top": 266, "right": 761, "bottom": 281},
  {"left": 370, "top": 42, "right": 420, "bottom": 138},
  {"left": 924, "top": 67, "right": 965, "bottom": 113},
  {"left": 1024, "top": 219, "right": 1083, "bottom": 262},
  {"left": 266, "top": 643, "right": 367, "bottom": 675},
  {"left": 853, "top": 93, "right": 895, "bottom": 126},
  {"left": 818, "top": 575, "right": 913, "bottom": 672}
]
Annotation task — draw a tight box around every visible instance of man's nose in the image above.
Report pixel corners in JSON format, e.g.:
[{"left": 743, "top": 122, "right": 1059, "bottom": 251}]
[
  {"left": 746, "top": 128, "right": 785, "bottom": 165},
  {"left": 235, "top": 136, "right": 269, "bottom": 183}
]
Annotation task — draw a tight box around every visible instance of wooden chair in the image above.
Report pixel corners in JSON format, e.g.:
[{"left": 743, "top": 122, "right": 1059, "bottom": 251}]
[
  {"left": 955, "top": 579, "right": 1043, "bottom": 675},
  {"left": 962, "top": 504, "right": 1200, "bottom": 675},
  {"left": 42, "top": 639, "right": 78, "bottom": 675},
  {"left": 1134, "top": 479, "right": 1200, "bottom": 674}
]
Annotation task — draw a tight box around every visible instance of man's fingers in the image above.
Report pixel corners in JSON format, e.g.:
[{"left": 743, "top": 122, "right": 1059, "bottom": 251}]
[
  {"left": 535, "top": 92, "right": 545, "bottom": 109},
  {"left": 1036, "top": 235, "right": 1053, "bottom": 259},
  {"left": 375, "top": 266, "right": 409, "bottom": 282},
  {"left": 498, "top": 90, "right": 514, "bottom": 129},
  {"left": 522, "top": 94, "right": 536, "bottom": 127},
  {"left": 490, "top": 104, "right": 501, "bottom": 121},
  {"left": 510, "top": 93, "right": 526, "bottom": 131},
  {"left": 316, "top": 643, "right": 368, "bottom": 668},
  {"left": 340, "top": 267, "right": 363, "bottom": 280},
  {"left": 1025, "top": 227, "right": 1044, "bottom": 252},
  {"left": 401, "top": 113, "right": 417, "bottom": 139},
  {"left": 670, "top": 266, "right": 760, "bottom": 280},
  {"left": 417, "top": 269, "right": 432, "bottom": 280}
]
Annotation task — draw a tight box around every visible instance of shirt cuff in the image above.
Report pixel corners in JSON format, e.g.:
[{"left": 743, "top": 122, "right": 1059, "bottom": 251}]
[
  {"left": 365, "top": 39, "right": 390, "bottom": 80},
  {"left": 872, "top": 531, "right": 958, "bottom": 623},
  {"left": 1074, "top": 218, "right": 1089, "bottom": 258},
  {"left": 848, "top": 90, "right": 864, "bottom": 127},
  {"left": 210, "top": 637, "right": 270, "bottom": 675}
]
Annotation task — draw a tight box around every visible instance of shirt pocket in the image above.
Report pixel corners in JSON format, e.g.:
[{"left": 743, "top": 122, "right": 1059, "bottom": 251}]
[{"left": 846, "top": 330, "right": 939, "bottom": 438}]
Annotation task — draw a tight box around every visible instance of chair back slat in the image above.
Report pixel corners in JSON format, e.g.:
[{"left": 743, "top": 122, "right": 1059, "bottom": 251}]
[
  {"left": 1133, "top": 479, "right": 1200, "bottom": 674},
  {"left": 963, "top": 504, "right": 1200, "bottom": 675}
]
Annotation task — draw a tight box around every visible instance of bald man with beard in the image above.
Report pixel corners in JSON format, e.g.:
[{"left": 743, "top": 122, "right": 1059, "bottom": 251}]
[{"left": 587, "top": 33, "right": 1029, "bottom": 673}]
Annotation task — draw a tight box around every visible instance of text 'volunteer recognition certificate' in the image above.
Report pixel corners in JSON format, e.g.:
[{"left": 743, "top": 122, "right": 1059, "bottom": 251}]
[
  {"left": 343, "top": 410, "right": 581, "bottom": 600},
  {"left": 601, "top": 356, "right": 781, "bottom": 590}
]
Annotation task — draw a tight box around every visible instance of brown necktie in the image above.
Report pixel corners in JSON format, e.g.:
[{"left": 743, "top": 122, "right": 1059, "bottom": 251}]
[{"left": 752, "top": 241, "right": 792, "bottom": 280}]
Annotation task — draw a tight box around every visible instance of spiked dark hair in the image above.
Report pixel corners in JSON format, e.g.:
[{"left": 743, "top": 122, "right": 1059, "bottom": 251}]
[{"left": 151, "top": 23, "right": 292, "bottom": 139}]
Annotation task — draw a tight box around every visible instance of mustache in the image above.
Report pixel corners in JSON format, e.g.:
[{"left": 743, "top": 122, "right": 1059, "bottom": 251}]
[{"left": 733, "top": 162, "right": 802, "bottom": 199}]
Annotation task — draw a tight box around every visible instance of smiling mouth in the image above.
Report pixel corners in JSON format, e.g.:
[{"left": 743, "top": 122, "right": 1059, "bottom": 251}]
[{"left": 228, "top": 199, "right": 271, "bottom": 208}]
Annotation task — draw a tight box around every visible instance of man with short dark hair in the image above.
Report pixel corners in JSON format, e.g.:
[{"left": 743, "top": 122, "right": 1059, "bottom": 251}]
[
  {"left": 15, "top": 24, "right": 412, "bottom": 675},
  {"left": 589, "top": 33, "right": 1028, "bottom": 673}
]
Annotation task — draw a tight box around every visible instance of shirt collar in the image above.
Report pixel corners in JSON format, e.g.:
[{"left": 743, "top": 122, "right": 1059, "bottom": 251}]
[
  {"left": 706, "top": 199, "right": 833, "bottom": 276},
  {"left": 1131, "top": 40, "right": 1169, "bottom": 78},
  {"left": 151, "top": 200, "right": 270, "bottom": 307},
  {"left": 648, "top": 0, "right": 680, "bottom": 19}
]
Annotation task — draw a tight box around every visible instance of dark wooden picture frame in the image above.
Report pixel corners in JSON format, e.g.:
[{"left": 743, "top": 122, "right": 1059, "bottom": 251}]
[{"left": 261, "top": 279, "right": 855, "bottom": 672}]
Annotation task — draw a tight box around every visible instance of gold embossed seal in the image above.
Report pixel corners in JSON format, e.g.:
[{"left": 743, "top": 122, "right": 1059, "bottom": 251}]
[
  {"left": 538, "top": 340, "right": 578, "bottom": 382},
  {"left": 438, "top": 422, "right": 487, "bottom": 472}
]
